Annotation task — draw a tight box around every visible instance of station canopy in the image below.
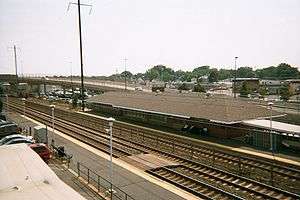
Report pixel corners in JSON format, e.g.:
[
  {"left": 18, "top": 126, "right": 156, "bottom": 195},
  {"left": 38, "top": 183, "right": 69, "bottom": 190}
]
[
  {"left": 242, "top": 119, "right": 300, "bottom": 137},
  {"left": 87, "top": 92, "right": 283, "bottom": 124}
]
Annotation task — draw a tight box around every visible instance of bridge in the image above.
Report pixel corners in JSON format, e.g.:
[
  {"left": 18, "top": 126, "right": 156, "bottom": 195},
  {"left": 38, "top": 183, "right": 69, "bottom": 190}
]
[{"left": 0, "top": 74, "right": 128, "bottom": 92}]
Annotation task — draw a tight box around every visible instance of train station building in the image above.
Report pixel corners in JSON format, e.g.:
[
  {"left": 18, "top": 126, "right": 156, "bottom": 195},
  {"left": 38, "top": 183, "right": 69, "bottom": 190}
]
[{"left": 86, "top": 92, "right": 300, "bottom": 150}]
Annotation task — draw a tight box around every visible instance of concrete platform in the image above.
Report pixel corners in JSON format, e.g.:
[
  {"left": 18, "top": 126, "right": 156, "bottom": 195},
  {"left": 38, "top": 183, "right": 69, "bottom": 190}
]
[
  {"left": 7, "top": 112, "right": 200, "bottom": 200},
  {"left": 49, "top": 159, "right": 104, "bottom": 200}
]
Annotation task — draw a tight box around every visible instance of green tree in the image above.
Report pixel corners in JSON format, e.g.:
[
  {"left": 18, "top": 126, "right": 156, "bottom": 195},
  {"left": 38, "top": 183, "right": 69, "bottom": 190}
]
[
  {"left": 276, "top": 63, "right": 300, "bottom": 79},
  {"left": 218, "top": 69, "right": 233, "bottom": 80},
  {"left": 208, "top": 69, "right": 219, "bottom": 83},
  {"left": 279, "top": 85, "right": 292, "bottom": 101},
  {"left": 145, "top": 65, "right": 175, "bottom": 82},
  {"left": 121, "top": 71, "right": 133, "bottom": 79},
  {"left": 240, "top": 82, "right": 251, "bottom": 97},
  {"left": 258, "top": 86, "right": 268, "bottom": 97},
  {"left": 174, "top": 70, "right": 186, "bottom": 81},
  {"left": 255, "top": 63, "right": 300, "bottom": 79},
  {"left": 237, "top": 67, "right": 255, "bottom": 78},
  {"left": 193, "top": 84, "right": 205, "bottom": 93},
  {"left": 192, "top": 66, "right": 211, "bottom": 78}
]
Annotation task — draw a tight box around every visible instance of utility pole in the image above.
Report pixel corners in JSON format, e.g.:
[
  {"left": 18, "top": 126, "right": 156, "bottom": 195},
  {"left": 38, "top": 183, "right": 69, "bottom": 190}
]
[
  {"left": 124, "top": 58, "right": 128, "bottom": 91},
  {"left": 8, "top": 45, "right": 20, "bottom": 95},
  {"left": 233, "top": 56, "right": 238, "bottom": 98},
  {"left": 67, "top": 1, "right": 92, "bottom": 112}
]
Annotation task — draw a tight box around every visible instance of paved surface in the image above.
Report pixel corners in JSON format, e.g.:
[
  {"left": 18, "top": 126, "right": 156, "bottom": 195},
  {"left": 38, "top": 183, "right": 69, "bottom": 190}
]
[
  {"left": 7, "top": 112, "right": 191, "bottom": 200},
  {"left": 49, "top": 159, "right": 104, "bottom": 200},
  {"left": 48, "top": 134, "right": 185, "bottom": 200}
]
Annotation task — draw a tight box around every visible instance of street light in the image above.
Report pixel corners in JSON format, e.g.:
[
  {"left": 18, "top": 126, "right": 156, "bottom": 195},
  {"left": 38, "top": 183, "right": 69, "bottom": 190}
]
[
  {"left": 234, "top": 56, "right": 238, "bottom": 98},
  {"left": 50, "top": 104, "right": 55, "bottom": 146},
  {"left": 268, "top": 101, "right": 274, "bottom": 151},
  {"left": 21, "top": 98, "right": 26, "bottom": 117},
  {"left": 107, "top": 117, "right": 115, "bottom": 198}
]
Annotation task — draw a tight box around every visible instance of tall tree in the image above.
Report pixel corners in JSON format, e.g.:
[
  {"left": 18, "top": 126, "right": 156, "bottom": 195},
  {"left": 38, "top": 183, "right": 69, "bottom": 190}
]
[
  {"left": 279, "top": 84, "right": 292, "bottom": 101},
  {"left": 192, "top": 66, "right": 211, "bottom": 78},
  {"left": 208, "top": 69, "right": 219, "bottom": 83},
  {"left": 240, "top": 82, "right": 251, "bottom": 97},
  {"left": 237, "top": 67, "right": 255, "bottom": 78}
]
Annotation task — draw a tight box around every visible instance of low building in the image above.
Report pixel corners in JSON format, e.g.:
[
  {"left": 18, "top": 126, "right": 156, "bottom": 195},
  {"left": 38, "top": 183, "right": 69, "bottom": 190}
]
[
  {"left": 232, "top": 78, "right": 260, "bottom": 92},
  {"left": 285, "top": 79, "right": 300, "bottom": 94},
  {"left": 260, "top": 80, "right": 283, "bottom": 95},
  {"left": 87, "top": 91, "right": 283, "bottom": 139},
  {"left": 241, "top": 119, "right": 300, "bottom": 151}
]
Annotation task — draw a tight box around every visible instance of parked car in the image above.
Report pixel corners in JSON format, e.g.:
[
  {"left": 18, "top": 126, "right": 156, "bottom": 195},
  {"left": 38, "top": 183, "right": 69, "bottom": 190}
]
[
  {"left": 29, "top": 143, "right": 52, "bottom": 163},
  {"left": 2, "top": 138, "right": 34, "bottom": 145},
  {"left": 0, "top": 134, "right": 33, "bottom": 145}
]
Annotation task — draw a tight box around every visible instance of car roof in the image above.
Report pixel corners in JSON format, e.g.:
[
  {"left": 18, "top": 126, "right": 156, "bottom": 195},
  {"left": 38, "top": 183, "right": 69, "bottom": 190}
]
[
  {"left": 3, "top": 134, "right": 24, "bottom": 139},
  {"left": 5, "top": 138, "right": 33, "bottom": 144}
]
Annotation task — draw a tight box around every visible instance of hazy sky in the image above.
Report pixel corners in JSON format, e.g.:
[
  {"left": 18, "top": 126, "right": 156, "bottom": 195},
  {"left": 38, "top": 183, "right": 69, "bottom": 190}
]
[{"left": 0, "top": 0, "right": 299, "bottom": 76}]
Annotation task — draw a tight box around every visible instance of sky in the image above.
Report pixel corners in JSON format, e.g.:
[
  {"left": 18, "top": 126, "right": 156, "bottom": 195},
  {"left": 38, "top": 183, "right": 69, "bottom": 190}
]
[{"left": 0, "top": 0, "right": 300, "bottom": 76}]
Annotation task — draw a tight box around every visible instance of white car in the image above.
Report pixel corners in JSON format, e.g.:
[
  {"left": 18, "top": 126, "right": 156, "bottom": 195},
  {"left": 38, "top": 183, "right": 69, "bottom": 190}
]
[{"left": 0, "top": 134, "right": 34, "bottom": 145}]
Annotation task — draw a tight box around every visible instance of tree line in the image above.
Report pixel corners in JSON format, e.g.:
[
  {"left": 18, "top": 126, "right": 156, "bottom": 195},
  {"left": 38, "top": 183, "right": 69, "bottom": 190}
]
[{"left": 103, "top": 63, "right": 299, "bottom": 83}]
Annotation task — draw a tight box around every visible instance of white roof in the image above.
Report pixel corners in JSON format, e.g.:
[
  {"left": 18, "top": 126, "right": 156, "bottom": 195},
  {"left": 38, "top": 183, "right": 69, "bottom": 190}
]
[
  {"left": 0, "top": 144, "right": 86, "bottom": 200},
  {"left": 242, "top": 119, "right": 300, "bottom": 137}
]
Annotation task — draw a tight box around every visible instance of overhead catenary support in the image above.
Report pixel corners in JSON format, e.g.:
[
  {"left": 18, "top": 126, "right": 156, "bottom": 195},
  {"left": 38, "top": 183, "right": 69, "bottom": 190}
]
[
  {"left": 8, "top": 45, "right": 20, "bottom": 95},
  {"left": 67, "top": 0, "right": 92, "bottom": 111}
]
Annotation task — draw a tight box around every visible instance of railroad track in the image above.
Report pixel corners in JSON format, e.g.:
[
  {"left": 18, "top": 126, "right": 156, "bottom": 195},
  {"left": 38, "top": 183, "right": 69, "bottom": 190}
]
[
  {"left": 7, "top": 100, "right": 300, "bottom": 199},
  {"left": 26, "top": 100, "right": 300, "bottom": 189}
]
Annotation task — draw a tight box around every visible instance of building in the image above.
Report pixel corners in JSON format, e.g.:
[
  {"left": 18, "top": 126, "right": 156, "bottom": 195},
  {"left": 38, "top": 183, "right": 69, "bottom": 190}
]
[
  {"left": 260, "top": 80, "right": 283, "bottom": 95},
  {"left": 87, "top": 91, "right": 283, "bottom": 139},
  {"left": 285, "top": 79, "right": 300, "bottom": 94},
  {"left": 242, "top": 119, "right": 300, "bottom": 151},
  {"left": 232, "top": 78, "right": 260, "bottom": 93}
]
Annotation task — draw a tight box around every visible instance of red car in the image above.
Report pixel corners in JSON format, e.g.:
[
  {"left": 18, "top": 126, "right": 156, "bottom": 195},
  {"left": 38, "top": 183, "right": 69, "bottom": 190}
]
[{"left": 29, "top": 143, "right": 52, "bottom": 163}]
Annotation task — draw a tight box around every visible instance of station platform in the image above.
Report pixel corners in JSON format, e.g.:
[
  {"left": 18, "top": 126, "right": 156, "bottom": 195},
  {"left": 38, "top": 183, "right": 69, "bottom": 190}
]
[
  {"left": 80, "top": 111, "right": 300, "bottom": 167},
  {"left": 7, "top": 112, "right": 200, "bottom": 200}
]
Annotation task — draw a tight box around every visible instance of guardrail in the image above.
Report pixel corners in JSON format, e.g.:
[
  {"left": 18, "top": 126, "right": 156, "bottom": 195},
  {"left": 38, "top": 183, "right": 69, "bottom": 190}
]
[{"left": 77, "top": 162, "right": 135, "bottom": 200}]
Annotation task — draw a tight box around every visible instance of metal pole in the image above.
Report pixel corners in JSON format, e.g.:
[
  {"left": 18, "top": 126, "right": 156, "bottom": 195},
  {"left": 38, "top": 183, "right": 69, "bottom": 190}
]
[
  {"left": 269, "top": 102, "right": 273, "bottom": 151},
  {"left": 50, "top": 105, "right": 55, "bottom": 144},
  {"left": 70, "top": 62, "right": 74, "bottom": 96},
  {"left": 234, "top": 56, "right": 238, "bottom": 98},
  {"left": 108, "top": 117, "right": 115, "bottom": 199},
  {"left": 14, "top": 45, "right": 19, "bottom": 95},
  {"left": 77, "top": 0, "right": 85, "bottom": 112}
]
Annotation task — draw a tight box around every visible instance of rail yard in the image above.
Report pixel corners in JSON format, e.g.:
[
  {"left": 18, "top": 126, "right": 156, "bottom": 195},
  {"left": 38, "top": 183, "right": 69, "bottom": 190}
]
[{"left": 4, "top": 97, "right": 300, "bottom": 200}]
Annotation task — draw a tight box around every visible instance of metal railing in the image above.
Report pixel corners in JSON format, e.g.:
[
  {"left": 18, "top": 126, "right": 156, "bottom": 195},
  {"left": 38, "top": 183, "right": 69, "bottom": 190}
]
[{"left": 77, "top": 162, "right": 135, "bottom": 200}]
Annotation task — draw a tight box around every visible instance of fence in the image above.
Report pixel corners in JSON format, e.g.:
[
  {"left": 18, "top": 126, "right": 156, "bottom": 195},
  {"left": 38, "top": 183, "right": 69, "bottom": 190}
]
[{"left": 77, "top": 162, "right": 135, "bottom": 200}]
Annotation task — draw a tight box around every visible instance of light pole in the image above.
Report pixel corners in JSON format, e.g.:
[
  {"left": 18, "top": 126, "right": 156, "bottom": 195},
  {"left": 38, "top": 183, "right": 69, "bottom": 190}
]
[
  {"left": 268, "top": 101, "right": 274, "bottom": 151},
  {"left": 21, "top": 98, "right": 26, "bottom": 117},
  {"left": 107, "top": 117, "right": 115, "bottom": 198},
  {"left": 268, "top": 101, "right": 274, "bottom": 185},
  {"left": 234, "top": 56, "right": 238, "bottom": 98},
  {"left": 50, "top": 104, "right": 55, "bottom": 146}
]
